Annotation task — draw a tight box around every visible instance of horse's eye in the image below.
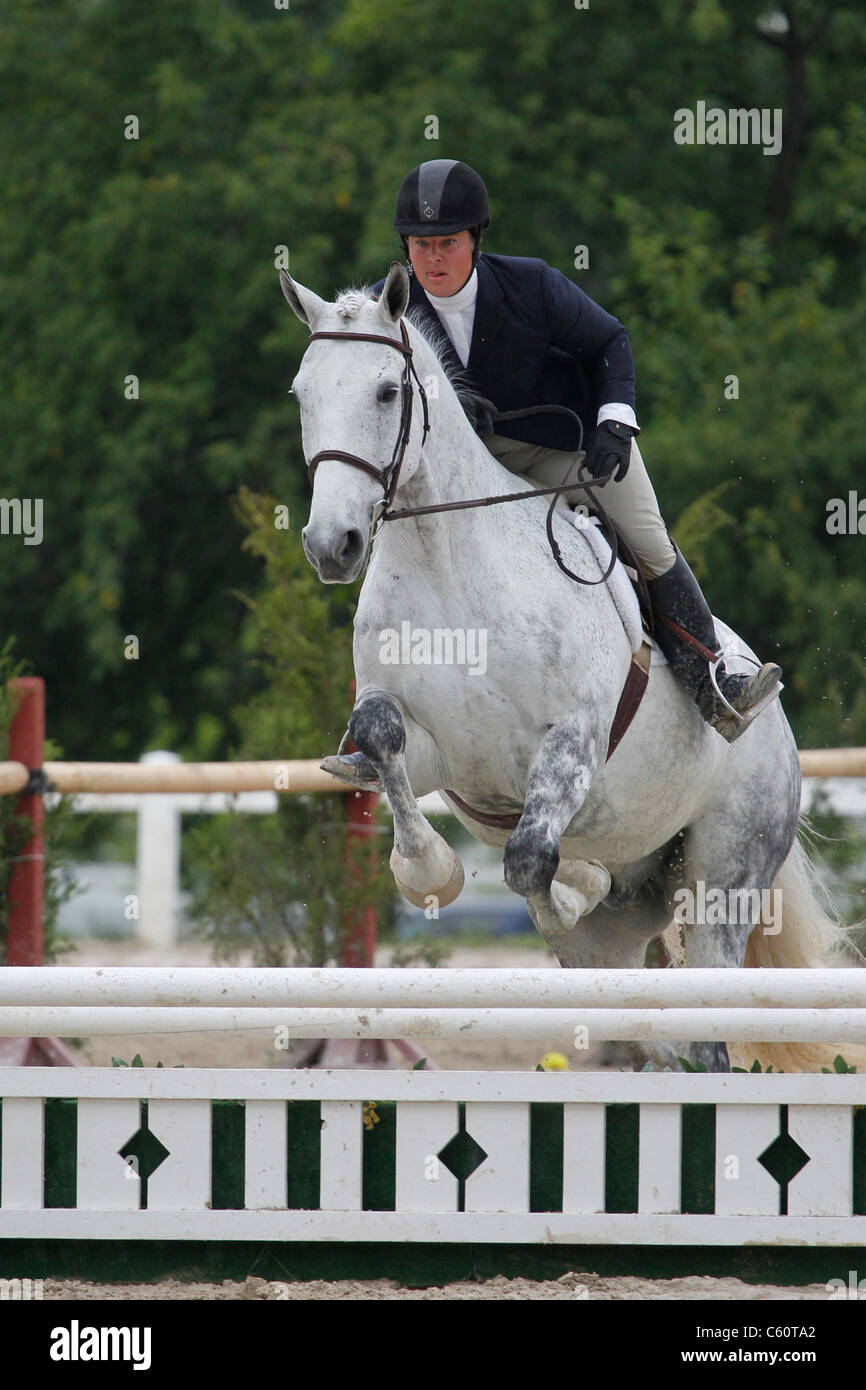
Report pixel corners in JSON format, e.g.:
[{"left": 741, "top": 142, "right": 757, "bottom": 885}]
[{"left": 378, "top": 384, "right": 399, "bottom": 404}]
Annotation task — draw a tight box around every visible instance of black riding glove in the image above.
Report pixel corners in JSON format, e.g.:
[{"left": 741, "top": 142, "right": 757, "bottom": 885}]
[{"left": 582, "top": 419, "right": 637, "bottom": 482}]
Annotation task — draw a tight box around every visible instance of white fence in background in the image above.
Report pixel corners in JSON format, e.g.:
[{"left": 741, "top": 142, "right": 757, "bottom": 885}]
[{"left": 54, "top": 752, "right": 865, "bottom": 948}]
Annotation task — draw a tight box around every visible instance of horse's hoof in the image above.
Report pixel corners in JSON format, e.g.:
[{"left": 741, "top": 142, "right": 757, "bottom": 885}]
[
  {"left": 554, "top": 857, "right": 611, "bottom": 911},
  {"left": 390, "top": 842, "right": 465, "bottom": 910},
  {"left": 587, "top": 859, "right": 612, "bottom": 900},
  {"left": 548, "top": 880, "right": 583, "bottom": 931},
  {"left": 320, "top": 751, "right": 383, "bottom": 792}
]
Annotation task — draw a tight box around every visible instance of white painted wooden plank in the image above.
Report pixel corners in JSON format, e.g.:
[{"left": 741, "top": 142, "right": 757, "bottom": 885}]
[
  {"left": 144, "top": 1101, "right": 211, "bottom": 1211},
  {"left": 639, "top": 1104, "right": 682, "bottom": 1214},
  {"left": 3, "top": 1207, "right": 866, "bottom": 1245},
  {"left": 714, "top": 1104, "right": 781, "bottom": 1215},
  {"left": 0, "top": 1098, "right": 43, "bottom": 1209},
  {"left": 464, "top": 1102, "right": 529, "bottom": 1213},
  {"left": 244, "top": 1102, "right": 287, "bottom": 1210},
  {"left": 562, "top": 1103, "right": 605, "bottom": 1214},
  {"left": 1, "top": 1067, "right": 864, "bottom": 1105},
  {"left": 319, "top": 1101, "right": 362, "bottom": 1211},
  {"left": 7, "top": 966, "right": 866, "bottom": 1009},
  {"left": 787, "top": 1106, "right": 852, "bottom": 1217},
  {"left": 76, "top": 1100, "right": 142, "bottom": 1211},
  {"left": 395, "top": 1102, "right": 459, "bottom": 1212},
  {"left": 6, "top": 1004, "right": 866, "bottom": 1044}
]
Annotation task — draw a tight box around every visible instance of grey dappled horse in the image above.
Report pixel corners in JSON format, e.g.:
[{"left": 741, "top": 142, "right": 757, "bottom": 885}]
[{"left": 281, "top": 262, "right": 843, "bottom": 1073}]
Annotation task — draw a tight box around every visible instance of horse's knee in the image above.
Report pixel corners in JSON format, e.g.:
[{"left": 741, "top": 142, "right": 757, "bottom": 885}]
[
  {"left": 348, "top": 693, "right": 405, "bottom": 761},
  {"left": 504, "top": 826, "right": 558, "bottom": 898}
]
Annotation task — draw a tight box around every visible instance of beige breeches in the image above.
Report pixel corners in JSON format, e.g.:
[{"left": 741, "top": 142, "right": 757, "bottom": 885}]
[{"left": 481, "top": 432, "right": 677, "bottom": 579}]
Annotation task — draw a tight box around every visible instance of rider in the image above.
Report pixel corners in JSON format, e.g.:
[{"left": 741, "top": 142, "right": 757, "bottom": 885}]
[{"left": 352, "top": 158, "right": 782, "bottom": 746}]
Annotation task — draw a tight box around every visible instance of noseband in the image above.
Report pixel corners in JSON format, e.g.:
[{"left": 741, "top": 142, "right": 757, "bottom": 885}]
[{"left": 305, "top": 320, "right": 430, "bottom": 514}]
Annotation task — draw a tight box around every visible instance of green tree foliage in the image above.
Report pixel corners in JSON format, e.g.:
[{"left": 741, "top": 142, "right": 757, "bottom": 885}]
[
  {"left": 0, "top": 0, "right": 862, "bottom": 762},
  {"left": 0, "top": 0, "right": 313, "bottom": 757}
]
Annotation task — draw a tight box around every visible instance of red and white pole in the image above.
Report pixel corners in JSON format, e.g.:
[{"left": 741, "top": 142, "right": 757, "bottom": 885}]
[
  {"left": 7, "top": 677, "right": 45, "bottom": 967},
  {"left": 1, "top": 676, "right": 75, "bottom": 1062}
]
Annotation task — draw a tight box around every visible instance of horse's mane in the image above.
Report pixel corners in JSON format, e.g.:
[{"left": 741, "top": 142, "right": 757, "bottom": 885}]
[
  {"left": 405, "top": 305, "right": 500, "bottom": 434},
  {"left": 332, "top": 284, "right": 497, "bottom": 437}
]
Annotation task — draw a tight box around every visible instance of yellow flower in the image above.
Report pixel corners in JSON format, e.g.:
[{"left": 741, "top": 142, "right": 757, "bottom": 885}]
[
  {"left": 539, "top": 1051, "right": 570, "bottom": 1072},
  {"left": 363, "top": 1100, "right": 380, "bottom": 1130}
]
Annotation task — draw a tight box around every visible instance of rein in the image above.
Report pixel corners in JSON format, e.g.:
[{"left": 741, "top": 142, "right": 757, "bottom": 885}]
[{"left": 304, "top": 319, "right": 621, "bottom": 587}]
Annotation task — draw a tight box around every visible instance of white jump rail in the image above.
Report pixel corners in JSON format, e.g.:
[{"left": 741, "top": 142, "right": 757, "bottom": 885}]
[
  {"left": 1, "top": 968, "right": 865, "bottom": 1042},
  {"left": 1, "top": 1007, "right": 866, "bottom": 1043},
  {"left": 1, "top": 966, "right": 865, "bottom": 1007}
]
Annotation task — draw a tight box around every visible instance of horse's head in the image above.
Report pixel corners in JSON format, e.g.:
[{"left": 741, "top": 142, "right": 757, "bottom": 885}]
[{"left": 281, "top": 262, "right": 427, "bottom": 584}]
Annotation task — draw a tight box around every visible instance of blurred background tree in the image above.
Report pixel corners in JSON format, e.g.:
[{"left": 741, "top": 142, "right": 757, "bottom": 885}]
[{"left": 0, "top": 0, "right": 863, "bottom": 756}]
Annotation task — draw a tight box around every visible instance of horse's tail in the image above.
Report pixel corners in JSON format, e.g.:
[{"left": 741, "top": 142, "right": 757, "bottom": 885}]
[{"left": 728, "top": 825, "right": 866, "bottom": 1073}]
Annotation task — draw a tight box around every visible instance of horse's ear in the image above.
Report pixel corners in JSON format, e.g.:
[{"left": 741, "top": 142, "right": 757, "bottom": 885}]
[
  {"left": 378, "top": 261, "right": 410, "bottom": 324},
  {"left": 279, "top": 270, "right": 325, "bottom": 329}
]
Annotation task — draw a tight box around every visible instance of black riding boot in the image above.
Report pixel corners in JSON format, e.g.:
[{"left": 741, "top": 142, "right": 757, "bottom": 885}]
[{"left": 646, "top": 543, "right": 782, "bottom": 742}]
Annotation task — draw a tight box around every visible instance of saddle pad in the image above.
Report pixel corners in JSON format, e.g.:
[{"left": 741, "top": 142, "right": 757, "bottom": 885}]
[{"left": 566, "top": 509, "right": 668, "bottom": 665}]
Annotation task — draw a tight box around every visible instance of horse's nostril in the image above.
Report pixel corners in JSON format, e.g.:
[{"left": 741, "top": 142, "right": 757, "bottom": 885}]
[{"left": 337, "top": 529, "right": 364, "bottom": 567}]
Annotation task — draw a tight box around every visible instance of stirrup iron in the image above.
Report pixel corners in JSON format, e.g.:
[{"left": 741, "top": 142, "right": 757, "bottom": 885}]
[{"left": 707, "top": 652, "right": 784, "bottom": 740}]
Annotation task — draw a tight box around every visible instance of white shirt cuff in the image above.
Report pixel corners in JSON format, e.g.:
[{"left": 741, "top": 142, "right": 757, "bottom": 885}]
[{"left": 597, "top": 403, "right": 639, "bottom": 432}]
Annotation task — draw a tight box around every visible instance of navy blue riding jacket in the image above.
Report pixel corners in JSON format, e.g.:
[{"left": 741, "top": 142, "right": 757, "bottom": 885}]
[{"left": 372, "top": 253, "right": 635, "bottom": 452}]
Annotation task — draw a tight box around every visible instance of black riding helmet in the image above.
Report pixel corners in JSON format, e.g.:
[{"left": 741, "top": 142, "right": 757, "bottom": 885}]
[{"left": 394, "top": 159, "right": 490, "bottom": 271}]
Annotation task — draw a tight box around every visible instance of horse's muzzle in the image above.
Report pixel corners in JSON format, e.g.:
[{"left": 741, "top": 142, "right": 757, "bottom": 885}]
[{"left": 301, "top": 522, "right": 368, "bottom": 583}]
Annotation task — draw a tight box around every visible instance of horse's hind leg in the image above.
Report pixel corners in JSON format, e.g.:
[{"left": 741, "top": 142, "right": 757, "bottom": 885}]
[
  {"left": 638, "top": 801, "right": 797, "bottom": 1074},
  {"left": 538, "top": 840, "right": 689, "bottom": 1068},
  {"left": 347, "top": 692, "right": 464, "bottom": 908},
  {"left": 503, "top": 720, "right": 608, "bottom": 937}
]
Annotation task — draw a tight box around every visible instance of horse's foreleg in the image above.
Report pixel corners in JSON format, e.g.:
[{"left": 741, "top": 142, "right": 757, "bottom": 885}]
[
  {"left": 348, "top": 692, "right": 464, "bottom": 909},
  {"left": 503, "top": 721, "right": 608, "bottom": 943}
]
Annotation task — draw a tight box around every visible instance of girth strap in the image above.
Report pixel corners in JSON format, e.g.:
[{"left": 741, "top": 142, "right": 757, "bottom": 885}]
[{"left": 605, "top": 640, "right": 652, "bottom": 758}]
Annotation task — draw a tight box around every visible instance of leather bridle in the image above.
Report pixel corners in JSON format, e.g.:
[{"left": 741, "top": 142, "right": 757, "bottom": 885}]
[
  {"left": 305, "top": 321, "right": 430, "bottom": 516},
  {"left": 302, "top": 316, "right": 623, "bottom": 587}
]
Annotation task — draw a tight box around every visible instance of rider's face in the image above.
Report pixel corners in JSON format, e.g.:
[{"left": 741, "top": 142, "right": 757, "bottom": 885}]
[{"left": 407, "top": 231, "right": 474, "bottom": 297}]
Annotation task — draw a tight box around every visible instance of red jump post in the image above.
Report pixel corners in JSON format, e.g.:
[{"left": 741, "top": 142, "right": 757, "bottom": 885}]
[
  {"left": 2, "top": 677, "right": 76, "bottom": 1064},
  {"left": 7, "top": 677, "right": 45, "bottom": 967}
]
